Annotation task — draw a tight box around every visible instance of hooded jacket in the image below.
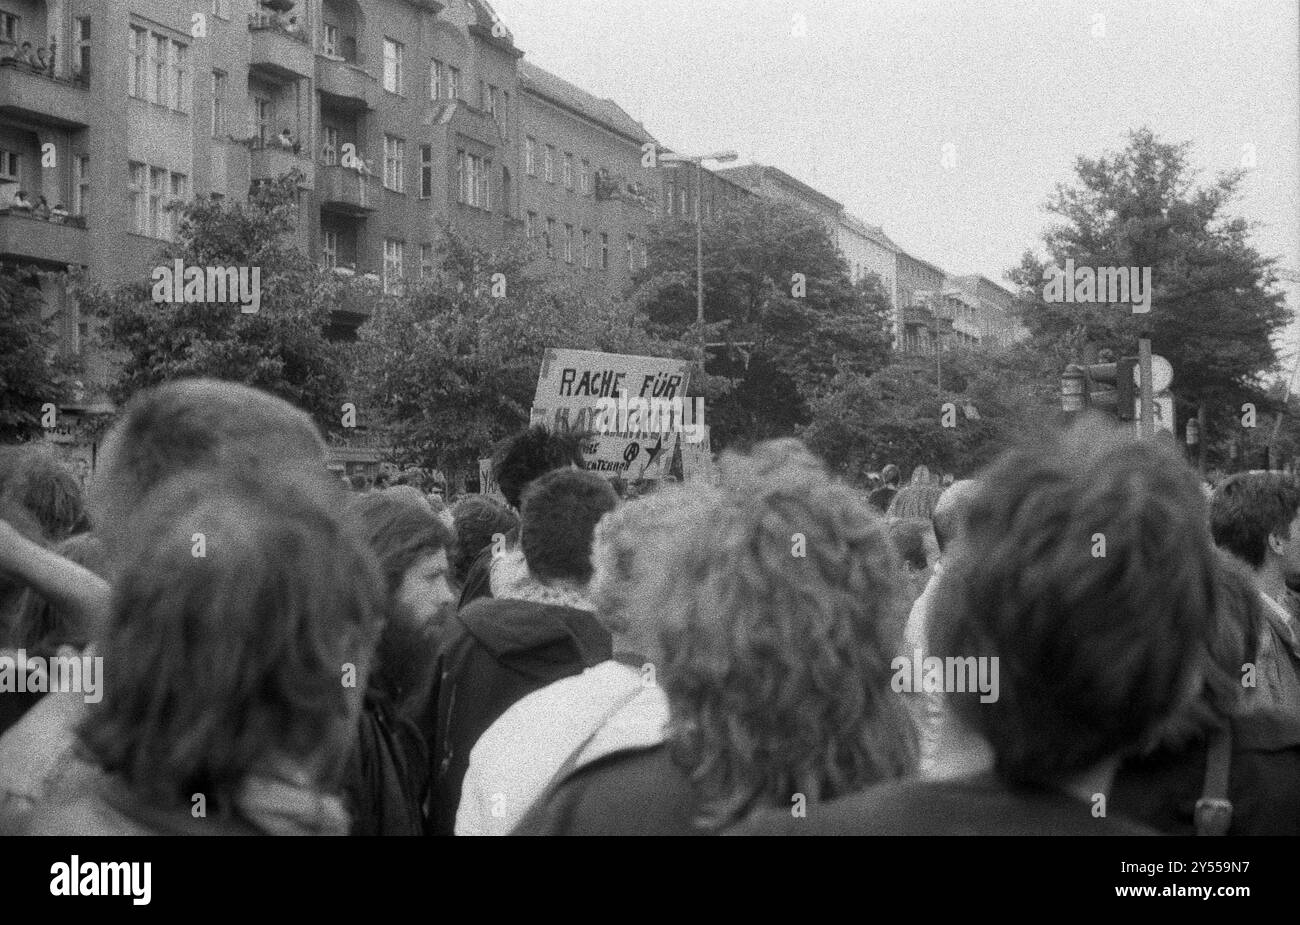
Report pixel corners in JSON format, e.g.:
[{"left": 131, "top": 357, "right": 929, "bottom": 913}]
[
  {"left": 457, "top": 659, "right": 669, "bottom": 835},
  {"left": 423, "top": 593, "right": 611, "bottom": 834}
]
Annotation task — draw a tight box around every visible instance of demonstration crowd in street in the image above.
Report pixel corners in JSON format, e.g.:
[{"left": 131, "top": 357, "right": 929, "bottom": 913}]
[{"left": 0, "top": 378, "right": 1298, "bottom": 835}]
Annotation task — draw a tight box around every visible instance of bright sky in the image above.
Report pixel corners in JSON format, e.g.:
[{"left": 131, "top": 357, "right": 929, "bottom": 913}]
[{"left": 492, "top": 0, "right": 1300, "bottom": 352}]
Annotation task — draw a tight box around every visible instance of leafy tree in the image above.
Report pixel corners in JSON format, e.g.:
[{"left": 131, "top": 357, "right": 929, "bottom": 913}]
[
  {"left": 355, "top": 231, "right": 685, "bottom": 477},
  {"left": 635, "top": 197, "right": 894, "bottom": 447},
  {"left": 801, "top": 343, "right": 1059, "bottom": 484},
  {"left": 1007, "top": 127, "right": 1290, "bottom": 450},
  {"left": 77, "top": 173, "right": 350, "bottom": 432},
  {"left": 0, "top": 269, "right": 70, "bottom": 441}
]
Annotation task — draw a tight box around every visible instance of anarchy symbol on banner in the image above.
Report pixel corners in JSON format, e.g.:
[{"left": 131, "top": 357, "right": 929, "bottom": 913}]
[{"left": 623, "top": 443, "right": 640, "bottom": 465}]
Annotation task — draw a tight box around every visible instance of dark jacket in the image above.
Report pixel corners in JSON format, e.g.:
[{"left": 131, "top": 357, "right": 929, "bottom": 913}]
[
  {"left": 422, "top": 596, "right": 611, "bottom": 834},
  {"left": 513, "top": 742, "right": 708, "bottom": 836},
  {"left": 867, "top": 486, "right": 897, "bottom": 514},
  {"left": 730, "top": 772, "right": 1158, "bottom": 835},
  {"left": 1110, "top": 706, "right": 1300, "bottom": 835},
  {"left": 342, "top": 688, "right": 430, "bottom": 836}
]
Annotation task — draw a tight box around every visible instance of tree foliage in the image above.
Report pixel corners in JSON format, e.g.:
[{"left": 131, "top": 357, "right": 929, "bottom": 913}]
[
  {"left": 0, "top": 269, "right": 70, "bottom": 441},
  {"left": 78, "top": 174, "right": 350, "bottom": 432}
]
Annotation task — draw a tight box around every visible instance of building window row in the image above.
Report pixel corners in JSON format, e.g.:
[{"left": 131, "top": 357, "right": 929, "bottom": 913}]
[
  {"left": 128, "top": 161, "right": 188, "bottom": 240},
  {"left": 526, "top": 212, "right": 623, "bottom": 272},
  {"left": 524, "top": 137, "right": 598, "bottom": 198},
  {"left": 128, "top": 25, "right": 190, "bottom": 112}
]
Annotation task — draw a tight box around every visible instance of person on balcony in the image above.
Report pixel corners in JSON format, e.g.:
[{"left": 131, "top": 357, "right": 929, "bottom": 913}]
[
  {"left": 49, "top": 203, "right": 69, "bottom": 224},
  {"left": 277, "top": 128, "right": 301, "bottom": 154},
  {"left": 10, "top": 190, "right": 34, "bottom": 213},
  {"left": 32, "top": 196, "right": 50, "bottom": 220}
]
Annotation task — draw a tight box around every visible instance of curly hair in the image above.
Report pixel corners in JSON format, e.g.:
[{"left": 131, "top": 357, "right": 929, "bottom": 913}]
[
  {"left": 886, "top": 483, "right": 946, "bottom": 521},
  {"left": 589, "top": 486, "right": 721, "bottom": 650},
  {"left": 493, "top": 424, "right": 584, "bottom": 510},
  {"left": 655, "top": 442, "right": 917, "bottom": 828}
]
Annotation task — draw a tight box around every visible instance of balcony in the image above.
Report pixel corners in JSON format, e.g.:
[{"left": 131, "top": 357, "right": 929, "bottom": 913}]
[
  {"left": 250, "top": 143, "right": 315, "bottom": 189},
  {"left": 249, "top": 16, "right": 314, "bottom": 82},
  {"left": 317, "top": 164, "right": 380, "bottom": 216},
  {"left": 0, "top": 63, "right": 90, "bottom": 128},
  {"left": 0, "top": 210, "right": 88, "bottom": 267},
  {"left": 315, "top": 56, "right": 378, "bottom": 110}
]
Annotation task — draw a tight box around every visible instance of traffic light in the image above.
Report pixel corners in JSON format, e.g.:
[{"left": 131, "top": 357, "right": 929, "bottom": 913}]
[{"left": 1062, "top": 358, "right": 1138, "bottom": 420}]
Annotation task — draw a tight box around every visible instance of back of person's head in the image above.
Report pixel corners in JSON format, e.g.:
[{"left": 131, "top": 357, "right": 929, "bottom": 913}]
[
  {"left": 886, "top": 483, "right": 945, "bottom": 521},
  {"left": 450, "top": 495, "right": 518, "bottom": 586},
  {"left": 10, "top": 532, "right": 107, "bottom": 653},
  {"left": 519, "top": 469, "right": 618, "bottom": 585},
  {"left": 0, "top": 445, "right": 84, "bottom": 542},
  {"left": 888, "top": 517, "right": 933, "bottom": 571},
  {"left": 931, "top": 419, "right": 1218, "bottom": 788},
  {"left": 89, "top": 379, "right": 327, "bottom": 554},
  {"left": 931, "top": 479, "right": 981, "bottom": 555},
  {"left": 81, "top": 470, "right": 383, "bottom": 815},
  {"left": 881, "top": 463, "right": 900, "bottom": 487},
  {"left": 654, "top": 442, "right": 915, "bottom": 828},
  {"left": 590, "top": 485, "right": 720, "bottom": 650},
  {"left": 350, "top": 488, "right": 452, "bottom": 604},
  {"left": 909, "top": 464, "right": 932, "bottom": 485},
  {"left": 494, "top": 424, "right": 583, "bottom": 510},
  {"left": 348, "top": 474, "right": 368, "bottom": 492},
  {"left": 1209, "top": 471, "right": 1300, "bottom": 570}
]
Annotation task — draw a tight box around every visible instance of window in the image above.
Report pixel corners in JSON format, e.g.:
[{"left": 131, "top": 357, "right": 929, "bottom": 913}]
[
  {"left": 128, "top": 162, "right": 147, "bottom": 233},
  {"left": 382, "top": 39, "right": 403, "bottom": 94},
  {"left": 600, "top": 233, "right": 609, "bottom": 270},
  {"left": 75, "top": 18, "right": 91, "bottom": 79},
  {"left": 0, "top": 149, "right": 18, "bottom": 182},
  {"left": 149, "top": 166, "right": 166, "bottom": 237},
  {"left": 500, "top": 90, "right": 510, "bottom": 139},
  {"left": 525, "top": 137, "right": 536, "bottom": 176},
  {"left": 420, "top": 243, "right": 434, "bottom": 278},
  {"left": 383, "top": 240, "right": 404, "bottom": 295},
  {"left": 211, "top": 0, "right": 230, "bottom": 18},
  {"left": 383, "top": 135, "right": 405, "bottom": 192},
  {"left": 211, "top": 70, "right": 226, "bottom": 136},
  {"left": 580, "top": 159, "right": 590, "bottom": 195},
  {"left": 430, "top": 59, "right": 444, "bottom": 99},
  {"left": 448, "top": 66, "right": 461, "bottom": 99},
  {"left": 563, "top": 153, "right": 574, "bottom": 190},
  {"left": 128, "top": 26, "right": 146, "bottom": 98},
  {"left": 0, "top": 13, "right": 17, "bottom": 44},
  {"left": 525, "top": 211, "right": 536, "bottom": 240},
  {"left": 487, "top": 85, "right": 498, "bottom": 117},
  {"left": 322, "top": 127, "right": 339, "bottom": 165},
  {"left": 478, "top": 80, "right": 487, "bottom": 110},
  {"left": 150, "top": 34, "right": 166, "bottom": 104},
  {"left": 419, "top": 145, "right": 432, "bottom": 198},
  {"left": 627, "top": 235, "right": 635, "bottom": 272},
  {"left": 563, "top": 224, "right": 575, "bottom": 264},
  {"left": 582, "top": 229, "right": 591, "bottom": 269},
  {"left": 321, "top": 230, "right": 338, "bottom": 269},
  {"left": 545, "top": 218, "right": 555, "bottom": 259},
  {"left": 456, "top": 151, "right": 490, "bottom": 209},
  {"left": 168, "top": 40, "right": 189, "bottom": 111},
  {"left": 322, "top": 24, "right": 339, "bottom": 56},
  {"left": 543, "top": 145, "right": 554, "bottom": 183},
  {"left": 74, "top": 156, "right": 89, "bottom": 216},
  {"left": 251, "top": 96, "right": 270, "bottom": 147}
]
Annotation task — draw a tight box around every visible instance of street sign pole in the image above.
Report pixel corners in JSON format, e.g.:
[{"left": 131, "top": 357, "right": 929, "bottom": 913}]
[{"left": 1139, "top": 336, "right": 1154, "bottom": 438}]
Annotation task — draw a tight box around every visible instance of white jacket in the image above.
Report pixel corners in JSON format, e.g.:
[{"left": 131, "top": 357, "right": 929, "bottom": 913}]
[{"left": 456, "top": 660, "right": 668, "bottom": 835}]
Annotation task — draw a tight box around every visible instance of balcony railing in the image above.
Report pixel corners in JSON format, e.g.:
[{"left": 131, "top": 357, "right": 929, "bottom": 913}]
[
  {"left": 249, "top": 14, "right": 314, "bottom": 81},
  {"left": 0, "top": 60, "right": 90, "bottom": 127},
  {"left": 0, "top": 208, "right": 88, "bottom": 267},
  {"left": 315, "top": 54, "right": 378, "bottom": 109},
  {"left": 317, "top": 164, "right": 380, "bottom": 215}
]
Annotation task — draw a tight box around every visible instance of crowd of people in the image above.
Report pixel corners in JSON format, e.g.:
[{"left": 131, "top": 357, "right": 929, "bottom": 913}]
[{"left": 0, "top": 377, "right": 1297, "bottom": 835}]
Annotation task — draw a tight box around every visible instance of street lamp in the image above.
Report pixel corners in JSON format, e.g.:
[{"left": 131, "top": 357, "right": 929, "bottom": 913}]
[{"left": 657, "top": 150, "right": 738, "bottom": 335}]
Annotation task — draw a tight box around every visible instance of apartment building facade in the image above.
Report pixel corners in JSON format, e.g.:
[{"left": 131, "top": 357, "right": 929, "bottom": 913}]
[
  {"left": 516, "top": 58, "right": 659, "bottom": 294},
  {"left": 659, "top": 158, "right": 752, "bottom": 222}
]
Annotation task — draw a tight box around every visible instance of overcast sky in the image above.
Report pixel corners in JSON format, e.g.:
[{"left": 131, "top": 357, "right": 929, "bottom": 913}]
[{"left": 492, "top": 0, "right": 1300, "bottom": 349}]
